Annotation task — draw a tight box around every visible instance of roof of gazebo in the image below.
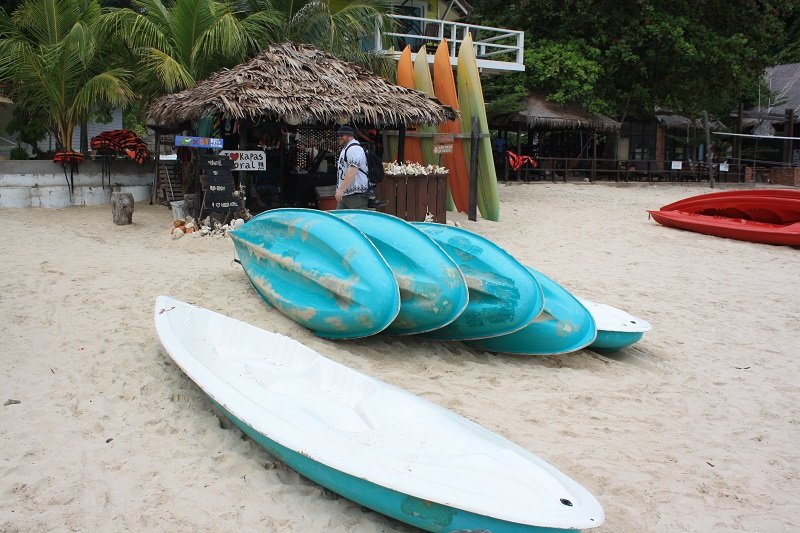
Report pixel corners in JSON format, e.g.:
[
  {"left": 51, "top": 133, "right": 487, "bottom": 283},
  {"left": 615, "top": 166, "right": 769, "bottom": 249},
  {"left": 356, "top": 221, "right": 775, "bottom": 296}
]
[
  {"left": 491, "top": 93, "right": 620, "bottom": 132},
  {"left": 147, "top": 42, "right": 456, "bottom": 127}
]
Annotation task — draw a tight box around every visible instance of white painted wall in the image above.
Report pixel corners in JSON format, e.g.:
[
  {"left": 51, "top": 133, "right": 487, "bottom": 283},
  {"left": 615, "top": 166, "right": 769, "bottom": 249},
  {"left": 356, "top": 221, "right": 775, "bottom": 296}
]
[{"left": 0, "top": 103, "right": 123, "bottom": 159}]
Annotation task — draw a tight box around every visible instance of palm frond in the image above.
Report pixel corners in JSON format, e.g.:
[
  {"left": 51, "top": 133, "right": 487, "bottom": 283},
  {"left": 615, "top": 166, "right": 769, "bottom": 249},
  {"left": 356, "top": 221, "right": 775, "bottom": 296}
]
[
  {"left": 192, "top": 12, "right": 250, "bottom": 67},
  {"left": 71, "top": 68, "right": 135, "bottom": 117},
  {"left": 140, "top": 46, "right": 196, "bottom": 91},
  {"left": 239, "top": 9, "right": 286, "bottom": 51},
  {"left": 98, "top": 7, "right": 171, "bottom": 52},
  {"left": 171, "top": 0, "right": 219, "bottom": 69}
]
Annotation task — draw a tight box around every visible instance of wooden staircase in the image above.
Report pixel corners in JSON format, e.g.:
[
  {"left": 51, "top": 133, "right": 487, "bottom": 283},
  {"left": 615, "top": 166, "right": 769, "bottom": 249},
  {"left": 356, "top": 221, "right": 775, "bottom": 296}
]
[{"left": 156, "top": 162, "right": 183, "bottom": 204}]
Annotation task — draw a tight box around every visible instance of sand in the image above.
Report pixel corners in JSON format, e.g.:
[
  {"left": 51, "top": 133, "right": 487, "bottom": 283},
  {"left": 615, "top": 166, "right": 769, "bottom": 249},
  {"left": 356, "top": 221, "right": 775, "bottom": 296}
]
[{"left": 1, "top": 182, "right": 798, "bottom": 532}]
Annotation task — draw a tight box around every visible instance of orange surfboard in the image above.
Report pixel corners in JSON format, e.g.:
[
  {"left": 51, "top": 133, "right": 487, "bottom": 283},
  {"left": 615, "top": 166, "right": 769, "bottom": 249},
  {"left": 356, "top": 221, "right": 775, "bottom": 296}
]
[
  {"left": 432, "top": 39, "right": 469, "bottom": 214},
  {"left": 396, "top": 46, "right": 425, "bottom": 164}
]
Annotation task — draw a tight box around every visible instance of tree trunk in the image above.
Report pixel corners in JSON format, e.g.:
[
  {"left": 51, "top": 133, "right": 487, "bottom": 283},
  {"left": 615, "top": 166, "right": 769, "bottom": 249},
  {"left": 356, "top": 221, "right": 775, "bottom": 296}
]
[{"left": 111, "top": 192, "right": 134, "bottom": 225}]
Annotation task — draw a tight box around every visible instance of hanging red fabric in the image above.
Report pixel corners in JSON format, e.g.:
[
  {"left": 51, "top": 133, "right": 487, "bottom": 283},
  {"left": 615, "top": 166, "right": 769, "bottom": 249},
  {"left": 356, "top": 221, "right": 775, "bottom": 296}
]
[{"left": 506, "top": 150, "right": 537, "bottom": 171}]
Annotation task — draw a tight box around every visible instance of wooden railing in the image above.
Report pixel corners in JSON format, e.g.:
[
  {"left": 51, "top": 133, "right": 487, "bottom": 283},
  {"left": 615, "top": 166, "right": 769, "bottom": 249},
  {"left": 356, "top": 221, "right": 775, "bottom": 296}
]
[{"left": 501, "top": 157, "right": 758, "bottom": 184}]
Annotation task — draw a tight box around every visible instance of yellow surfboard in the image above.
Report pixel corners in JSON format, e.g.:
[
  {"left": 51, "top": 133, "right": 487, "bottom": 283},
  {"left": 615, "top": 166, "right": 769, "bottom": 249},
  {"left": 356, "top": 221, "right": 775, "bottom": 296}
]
[
  {"left": 414, "top": 45, "right": 456, "bottom": 212},
  {"left": 457, "top": 34, "right": 500, "bottom": 221}
]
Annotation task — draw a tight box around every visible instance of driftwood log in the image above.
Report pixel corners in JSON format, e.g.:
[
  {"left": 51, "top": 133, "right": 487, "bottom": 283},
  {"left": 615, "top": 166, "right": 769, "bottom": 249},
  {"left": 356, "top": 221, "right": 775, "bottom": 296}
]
[{"left": 111, "top": 192, "right": 134, "bottom": 225}]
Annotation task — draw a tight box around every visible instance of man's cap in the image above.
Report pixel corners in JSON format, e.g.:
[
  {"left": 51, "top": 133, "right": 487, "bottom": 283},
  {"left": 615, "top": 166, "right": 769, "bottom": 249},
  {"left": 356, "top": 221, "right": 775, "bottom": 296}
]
[{"left": 337, "top": 125, "right": 356, "bottom": 136}]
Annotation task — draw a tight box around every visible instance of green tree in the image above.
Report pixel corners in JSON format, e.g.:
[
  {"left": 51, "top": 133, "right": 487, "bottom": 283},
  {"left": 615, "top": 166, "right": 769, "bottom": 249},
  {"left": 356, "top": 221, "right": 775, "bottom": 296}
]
[
  {"left": 0, "top": 0, "right": 135, "bottom": 151},
  {"left": 471, "top": 0, "right": 792, "bottom": 121},
  {"left": 99, "top": 0, "right": 283, "bottom": 97},
  {"left": 243, "top": 0, "right": 393, "bottom": 74},
  {"left": 772, "top": 2, "right": 800, "bottom": 63},
  {"left": 5, "top": 105, "right": 50, "bottom": 157}
]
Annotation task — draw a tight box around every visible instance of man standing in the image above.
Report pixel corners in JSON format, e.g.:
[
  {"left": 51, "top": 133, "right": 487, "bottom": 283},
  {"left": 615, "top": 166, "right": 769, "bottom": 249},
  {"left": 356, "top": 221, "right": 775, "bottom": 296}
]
[{"left": 335, "top": 125, "right": 370, "bottom": 209}]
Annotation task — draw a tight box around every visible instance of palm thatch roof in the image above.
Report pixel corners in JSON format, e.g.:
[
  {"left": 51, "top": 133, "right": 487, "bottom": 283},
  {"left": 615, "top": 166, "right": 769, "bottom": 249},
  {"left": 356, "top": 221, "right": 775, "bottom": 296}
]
[
  {"left": 147, "top": 42, "right": 456, "bottom": 127},
  {"left": 491, "top": 93, "right": 620, "bottom": 132}
]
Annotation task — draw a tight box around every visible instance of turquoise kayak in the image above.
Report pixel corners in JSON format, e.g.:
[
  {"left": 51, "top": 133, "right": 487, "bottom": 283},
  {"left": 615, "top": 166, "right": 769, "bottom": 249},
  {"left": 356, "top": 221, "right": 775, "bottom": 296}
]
[
  {"left": 230, "top": 208, "right": 400, "bottom": 339},
  {"left": 412, "top": 223, "right": 543, "bottom": 340},
  {"left": 332, "top": 210, "right": 469, "bottom": 335},
  {"left": 468, "top": 268, "right": 596, "bottom": 355}
]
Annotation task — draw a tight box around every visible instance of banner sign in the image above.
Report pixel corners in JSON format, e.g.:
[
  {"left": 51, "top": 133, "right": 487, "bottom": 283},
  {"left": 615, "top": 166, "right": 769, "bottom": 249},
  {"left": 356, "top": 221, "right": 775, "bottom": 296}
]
[
  {"left": 199, "top": 154, "right": 239, "bottom": 212},
  {"left": 176, "top": 135, "right": 224, "bottom": 149},
  {"left": 671, "top": 161, "right": 683, "bottom": 170},
  {"left": 433, "top": 144, "right": 453, "bottom": 154},
  {"left": 219, "top": 150, "right": 266, "bottom": 171}
]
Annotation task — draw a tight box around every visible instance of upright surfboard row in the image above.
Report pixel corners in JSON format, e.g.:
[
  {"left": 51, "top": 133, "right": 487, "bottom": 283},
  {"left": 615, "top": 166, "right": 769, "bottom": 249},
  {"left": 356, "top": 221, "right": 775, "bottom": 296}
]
[{"left": 394, "top": 40, "right": 501, "bottom": 220}]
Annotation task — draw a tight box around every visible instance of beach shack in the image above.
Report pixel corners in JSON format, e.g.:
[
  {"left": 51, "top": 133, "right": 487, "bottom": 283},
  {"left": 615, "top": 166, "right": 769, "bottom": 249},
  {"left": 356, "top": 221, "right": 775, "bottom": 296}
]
[
  {"left": 489, "top": 93, "right": 620, "bottom": 181},
  {"left": 146, "top": 42, "right": 455, "bottom": 221}
]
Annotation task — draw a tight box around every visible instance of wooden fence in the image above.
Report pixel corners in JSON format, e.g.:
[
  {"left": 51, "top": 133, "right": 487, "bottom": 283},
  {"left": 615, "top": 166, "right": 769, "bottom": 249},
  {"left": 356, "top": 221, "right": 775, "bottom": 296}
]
[{"left": 502, "top": 157, "right": 754, "bottom": 183}]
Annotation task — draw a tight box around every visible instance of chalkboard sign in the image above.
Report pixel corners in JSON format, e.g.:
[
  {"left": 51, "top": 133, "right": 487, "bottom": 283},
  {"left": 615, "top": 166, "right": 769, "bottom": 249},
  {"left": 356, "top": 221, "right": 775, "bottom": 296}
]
[{"left": 199, "top": 154, "right": 240, "bottom": 212}]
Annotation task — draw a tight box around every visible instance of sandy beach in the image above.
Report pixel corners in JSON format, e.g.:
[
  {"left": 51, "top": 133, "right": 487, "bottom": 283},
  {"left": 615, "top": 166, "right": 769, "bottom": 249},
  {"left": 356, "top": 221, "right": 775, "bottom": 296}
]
[{"left": 1, "top": 182, "right": 798, "bottom": 532}]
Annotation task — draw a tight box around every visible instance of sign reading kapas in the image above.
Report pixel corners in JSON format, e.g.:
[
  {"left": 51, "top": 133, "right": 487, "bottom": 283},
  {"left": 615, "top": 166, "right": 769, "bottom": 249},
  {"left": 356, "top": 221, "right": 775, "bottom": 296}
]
[{"left": 219, "top": 150, "right": 266, "bottom": 171}]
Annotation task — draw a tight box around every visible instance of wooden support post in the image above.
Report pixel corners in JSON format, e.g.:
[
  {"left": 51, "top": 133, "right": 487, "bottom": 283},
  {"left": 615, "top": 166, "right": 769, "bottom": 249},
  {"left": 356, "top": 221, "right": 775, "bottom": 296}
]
[
  {"left": 703, "top": 111, "right": 715, "bottom": 188},
  {"left": 734, "top": 103, "right": 743, "bottom": 165},
  {"left": 398, "top": 124, "right": 406, "bottom": 163},
  {"left": 193, "top": 153, "right": 201, "bottom": 220},
  {"left": 784, "top": 109, "right": 795, "bottom": 165},
  {"left": 468, "top": 117, "right": 479, "bottom": 222},
  {"left": 591, "top": 131, "right": 597, "bottom": 182},
  {"left": 151, "top": 132, "right": 161, "bottom": 205},
  {"left": 238, "top": 119, "right": 249, "bottom": 212},
  {"left": 516, "top": 122, "right": 522, "bottom": 181}
]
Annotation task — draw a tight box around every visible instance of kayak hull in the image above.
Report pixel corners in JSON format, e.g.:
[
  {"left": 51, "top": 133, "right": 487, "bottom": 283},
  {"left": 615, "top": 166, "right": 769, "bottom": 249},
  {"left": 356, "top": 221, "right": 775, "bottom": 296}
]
[
  {"left": 230, "top": 208, "right": 401, "bottom": 338},
  {"left": 331, "top": 210, "right": 469, "bottom": 335},
  {"left": 468, "top": 268, "right": 596, "bottom": 356},
  {"left": 648, "top": 210, "right": 800, "bottom": 246},
  {"left": 154, "top": 296, "right": 605, "bottom": 532},
  {"left": 413, "top": 223, "right": 543, "bottom": 340}
]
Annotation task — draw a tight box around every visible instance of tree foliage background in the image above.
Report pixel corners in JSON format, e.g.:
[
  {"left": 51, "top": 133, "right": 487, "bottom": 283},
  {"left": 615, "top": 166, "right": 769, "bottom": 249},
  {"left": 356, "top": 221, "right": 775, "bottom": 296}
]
[{"left": 470, "top": 0, "right": 798, "bottom": 122}]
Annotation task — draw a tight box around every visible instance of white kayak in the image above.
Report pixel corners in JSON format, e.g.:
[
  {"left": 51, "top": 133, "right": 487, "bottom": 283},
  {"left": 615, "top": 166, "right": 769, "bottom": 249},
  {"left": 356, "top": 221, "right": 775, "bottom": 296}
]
[
  {"left": 576, "top": 298, "right": 652, "bottom": 352},
  {"left": 154, "top": 296, "right": 604, "bottom": 532}
]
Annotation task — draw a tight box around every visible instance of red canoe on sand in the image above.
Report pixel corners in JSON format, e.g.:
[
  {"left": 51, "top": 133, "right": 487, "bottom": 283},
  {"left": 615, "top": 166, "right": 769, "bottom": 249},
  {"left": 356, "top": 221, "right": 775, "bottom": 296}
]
[
  {"left": 649, "top": 188, "right": 800, "bottom": 246},
  {"left": 659, "top": 189, "right": 800, "bottom": 224},
  {"left": 648, "top": 210, "right": 800, "bottom": 246}
]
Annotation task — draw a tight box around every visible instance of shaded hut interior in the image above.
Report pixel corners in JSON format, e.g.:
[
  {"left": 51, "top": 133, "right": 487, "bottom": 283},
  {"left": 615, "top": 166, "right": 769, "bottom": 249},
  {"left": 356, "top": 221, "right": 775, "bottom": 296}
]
[
  {"left": 489, "top": 93, "right": 620, "bottom": 181},
  {"left": 147, "top": 42, "right": 455, "bottom": 214}
]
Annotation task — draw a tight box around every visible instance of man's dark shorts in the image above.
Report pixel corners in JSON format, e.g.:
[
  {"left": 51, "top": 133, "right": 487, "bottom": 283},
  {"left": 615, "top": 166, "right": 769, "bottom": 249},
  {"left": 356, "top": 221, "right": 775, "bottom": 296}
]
[{"left": 336, "top": 192, "right": 370, "bottom": 209}]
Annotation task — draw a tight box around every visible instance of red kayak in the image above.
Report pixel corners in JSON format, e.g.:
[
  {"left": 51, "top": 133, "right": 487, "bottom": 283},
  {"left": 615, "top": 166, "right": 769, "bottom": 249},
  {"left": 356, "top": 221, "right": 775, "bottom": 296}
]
[
  {"left": 659, "top": 189, "right": 800, "bottom": 224},
  {"left": 649, "top": 188, "right": 800, "bottom": 245},
  {"left": 648, "top": 210, "right": 800, "bottom": 246}
]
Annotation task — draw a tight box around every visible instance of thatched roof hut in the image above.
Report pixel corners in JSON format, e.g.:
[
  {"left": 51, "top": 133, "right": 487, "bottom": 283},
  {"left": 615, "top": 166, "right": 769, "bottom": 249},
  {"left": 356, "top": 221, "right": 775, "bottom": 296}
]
[
  {"left": 147, "top": 42, "right": 456, "bottom": 127},
  {"left": 492, "top": 93, "right": 620, "bottom": 132}
]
